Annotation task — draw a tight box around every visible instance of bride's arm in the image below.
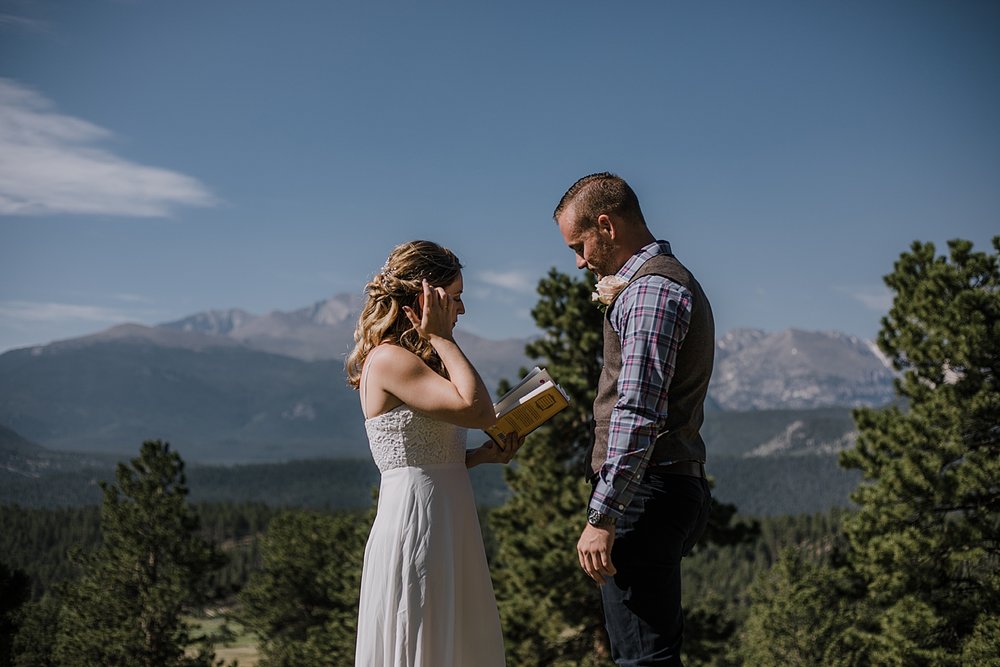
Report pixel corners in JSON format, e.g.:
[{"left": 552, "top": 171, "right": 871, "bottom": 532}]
[{"left": 371, "top": 281, "right": 496, "bottom": 429}]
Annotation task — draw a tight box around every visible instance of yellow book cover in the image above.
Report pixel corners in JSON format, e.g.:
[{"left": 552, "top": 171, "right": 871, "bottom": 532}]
[{"left": 484, "top": 367, "right": 570, "bottom": 447}]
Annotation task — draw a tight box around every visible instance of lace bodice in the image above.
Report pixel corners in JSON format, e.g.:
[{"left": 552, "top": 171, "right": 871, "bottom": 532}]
[{"left": 365, "top": 405, "right": 468, "bottom": 472}]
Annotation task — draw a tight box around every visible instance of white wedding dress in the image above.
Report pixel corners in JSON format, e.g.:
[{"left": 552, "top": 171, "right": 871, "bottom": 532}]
[{"left": 355, "top": 404, "right": 506, "bottom": 667}]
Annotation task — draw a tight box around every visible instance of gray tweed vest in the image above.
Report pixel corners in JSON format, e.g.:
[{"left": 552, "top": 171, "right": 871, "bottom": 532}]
[{"left": 589, "top": 252, "right": 715, "bottom": 478}]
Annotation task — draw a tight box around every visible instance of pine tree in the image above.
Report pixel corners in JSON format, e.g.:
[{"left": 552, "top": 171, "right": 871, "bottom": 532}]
[
  {"left": 52, "top": 440, "right": 226, "bottom": 667},
  {"left": 489, "top": 268, "right": 608, "bottom": 666},
  {"left": 739, "top": 548, "right": 868, "bottom": 667},
  {"left": 238, "top": 507, "right": 372, "bottom": 666},
  {"left": 740, "top": 238, "right": 1000, "bottom": 665},
  {"left": 840, "top": 237, "right": 1000, "bottom": 664},
  {"left": 0, "top": 562, "right": 30, "bottom": 667},
  {"left": 11, "top": 594, "right": 60, "bottom": 667}
]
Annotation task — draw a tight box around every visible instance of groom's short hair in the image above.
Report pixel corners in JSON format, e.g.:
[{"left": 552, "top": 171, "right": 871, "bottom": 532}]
[{"left": 554, "top": 172, "right": 646, "bottom": 230}]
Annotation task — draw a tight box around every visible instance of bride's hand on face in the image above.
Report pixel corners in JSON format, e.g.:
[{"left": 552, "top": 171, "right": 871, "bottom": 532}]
[{"left": 403, "top": 279, "right": 458, "bottom": 341}]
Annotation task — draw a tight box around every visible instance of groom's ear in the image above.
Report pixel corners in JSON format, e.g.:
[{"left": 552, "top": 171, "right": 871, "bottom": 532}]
[{"left": 597, "top": 213, "right": 616, "bottom": 239}]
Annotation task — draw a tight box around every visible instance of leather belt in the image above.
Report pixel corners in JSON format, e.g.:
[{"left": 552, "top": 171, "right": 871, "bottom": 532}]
[{"left": 647, "top": 460, "right": 706, "bottom": 478}]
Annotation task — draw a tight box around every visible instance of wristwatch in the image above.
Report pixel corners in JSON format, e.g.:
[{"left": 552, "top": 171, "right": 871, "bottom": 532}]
[{"left": 587, "top": 508, "right": 614, "bottom": 528}]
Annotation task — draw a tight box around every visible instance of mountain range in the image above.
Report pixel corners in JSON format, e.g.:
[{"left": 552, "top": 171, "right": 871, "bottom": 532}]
[
  {"left": 160, "top": 297, "right": 897, "bottom": 411},
  {"left": 713, "top": 328, "right": 894, "bottom": 410},
  {"left": 0, "top": 294, "right": 896, "bottom": 465}
]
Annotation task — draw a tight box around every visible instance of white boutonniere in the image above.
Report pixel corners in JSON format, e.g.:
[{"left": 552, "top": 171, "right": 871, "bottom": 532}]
[{"left": 591, "top": 275, "right": 628, "bottom": 312}]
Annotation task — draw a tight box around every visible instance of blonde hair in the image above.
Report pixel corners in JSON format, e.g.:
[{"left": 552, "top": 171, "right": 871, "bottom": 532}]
[{"left": 345, "top": 240, "right": 463, "bottom": 389}]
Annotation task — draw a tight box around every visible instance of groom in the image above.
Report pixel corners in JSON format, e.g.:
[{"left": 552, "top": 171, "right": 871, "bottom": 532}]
[{"left": 553, "top": 172, "right": 714, "bottom": 666}]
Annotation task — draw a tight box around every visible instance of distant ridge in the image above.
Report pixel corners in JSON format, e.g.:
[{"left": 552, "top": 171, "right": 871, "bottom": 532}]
[
  {"left": 0, "top": 423, "right": 43, "bottom": 456},
  {"left": 0, "top": 293, "right": 895, "bottom": 465},
  {"left": 1, "top": 423, "right": 117, "bottom": 477},
  {"left": 30, "top": 322, "right": 244, "bottom": 354}
]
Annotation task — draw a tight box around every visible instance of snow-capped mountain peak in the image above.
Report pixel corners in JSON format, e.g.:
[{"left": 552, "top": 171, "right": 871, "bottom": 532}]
[{"left": 161, "top": 309, "right": 256, "bottom": 336}]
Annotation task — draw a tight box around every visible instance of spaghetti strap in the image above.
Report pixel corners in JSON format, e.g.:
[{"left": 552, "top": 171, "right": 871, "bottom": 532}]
[
  {"left": 360, "top": 344, "right": 386, "bottom": 420},
  {"left": 361, "top": 355, "right": 372, "bottom": 420}
]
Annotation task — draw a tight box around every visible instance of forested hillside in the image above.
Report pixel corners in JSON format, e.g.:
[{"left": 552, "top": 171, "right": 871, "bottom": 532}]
[
  {"left": 0, "top": 495, "right": 848, "bottom": 667},
  {"left": 0, "top": 451, "right": 855, "bottom": 516}
]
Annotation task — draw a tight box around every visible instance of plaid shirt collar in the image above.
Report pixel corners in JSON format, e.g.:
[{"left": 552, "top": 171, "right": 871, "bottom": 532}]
[{"left": 615, "top": 240, "right": 673, "bottom": 283}]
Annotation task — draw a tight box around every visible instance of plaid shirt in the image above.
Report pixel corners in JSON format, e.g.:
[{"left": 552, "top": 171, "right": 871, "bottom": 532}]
[{"left": 590, "top": 240, "right": 693, "bottom": 520}]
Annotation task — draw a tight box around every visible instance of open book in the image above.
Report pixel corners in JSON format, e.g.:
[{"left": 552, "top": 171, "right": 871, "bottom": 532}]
[{"left": 484, "top": 366, "right": 570, "bottom": 448}]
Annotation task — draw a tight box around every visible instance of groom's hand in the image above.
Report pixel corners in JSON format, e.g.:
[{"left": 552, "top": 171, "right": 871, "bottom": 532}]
[{"left": 577, "top": 523, "right": 616, "bottom": 585}]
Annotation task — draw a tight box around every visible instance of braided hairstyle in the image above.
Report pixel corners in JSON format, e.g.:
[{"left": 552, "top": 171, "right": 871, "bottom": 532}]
[{"left": 345, "top": 240, "right": 463, "bottom": 389}]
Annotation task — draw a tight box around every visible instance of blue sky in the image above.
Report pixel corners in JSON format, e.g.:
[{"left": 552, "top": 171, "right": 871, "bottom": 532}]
[{"left": 1, "top": 0, "right": 997, "bottom": 353}]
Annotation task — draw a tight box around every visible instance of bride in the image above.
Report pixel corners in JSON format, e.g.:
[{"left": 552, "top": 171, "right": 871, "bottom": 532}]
[{"left": 346, "top": 240, "right": 522, "bottom": 667}]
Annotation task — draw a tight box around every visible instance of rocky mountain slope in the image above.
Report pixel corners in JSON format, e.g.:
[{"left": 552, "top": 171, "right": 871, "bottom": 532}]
[
  {"left": 0, "top": 294, "right": 896, "bottom": 464},
  {"left": 712, "top": 328, "right": 894, "bottom": 410}
]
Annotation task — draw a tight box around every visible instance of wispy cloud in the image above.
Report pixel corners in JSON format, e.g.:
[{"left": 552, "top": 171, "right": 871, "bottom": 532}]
[
  {"left": 839, "top": 286, "right": 893, "bottom": 312},
  {"left": 475, "top": 269, "right": 537, "bottom": 293},
  {"left": 0, "top": 13, "right": 48, "bottom": 34},
  {"left": 112, "top": 293, "right": 155, "bottom": 305},
  {"left": 0, "top": 78, "right": 217, "bottom": 217},
  {"left": 0, "top": 300, "right": 138, "bottom": 323}
]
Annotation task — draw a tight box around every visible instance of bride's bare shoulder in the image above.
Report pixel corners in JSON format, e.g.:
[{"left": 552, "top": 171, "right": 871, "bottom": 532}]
[
  {"left": 368, "top": 342, "right": 416, "bottom": 362},
  {"left": 365, "top": 343, "right": 424, "bottom": 375}
]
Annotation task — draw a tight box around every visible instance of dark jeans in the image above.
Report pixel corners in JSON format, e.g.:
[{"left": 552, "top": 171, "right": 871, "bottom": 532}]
[{"left": 600, "top": 469, "right": 712, "bottom": 667}]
